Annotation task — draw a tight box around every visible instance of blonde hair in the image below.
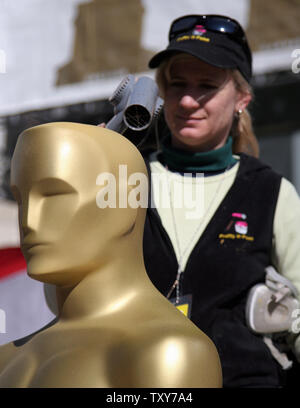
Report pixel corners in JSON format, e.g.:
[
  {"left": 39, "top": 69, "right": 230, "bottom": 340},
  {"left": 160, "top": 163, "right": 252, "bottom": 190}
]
[
  {"left": 230, "top": 70, "right": 259, "bottom": 158},
  {"left": 156, "top": 54, "right": 259, "bottom": 158}
]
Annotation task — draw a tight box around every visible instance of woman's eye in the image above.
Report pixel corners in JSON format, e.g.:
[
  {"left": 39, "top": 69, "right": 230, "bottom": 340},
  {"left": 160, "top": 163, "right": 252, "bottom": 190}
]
[
  {"left": 199, "top": 84, "right": 217, "bottom": 90},
  {"left": 169, "top": 78, "right": 186, "bottom": 87},
  {"left": 169, "top": 81, "right": 186, "bottom": 87}
]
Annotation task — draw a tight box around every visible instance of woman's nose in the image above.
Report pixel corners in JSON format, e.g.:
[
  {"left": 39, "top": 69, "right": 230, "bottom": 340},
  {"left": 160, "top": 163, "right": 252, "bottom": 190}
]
[{"left": 179, "top": 93, "right": 200, "bottom": 109}]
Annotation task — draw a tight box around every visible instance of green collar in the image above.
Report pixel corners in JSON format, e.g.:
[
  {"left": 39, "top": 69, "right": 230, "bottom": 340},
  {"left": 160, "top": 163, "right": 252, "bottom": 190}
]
[{"left": 160, "top": 136, "right": 237, "bottom": 173}]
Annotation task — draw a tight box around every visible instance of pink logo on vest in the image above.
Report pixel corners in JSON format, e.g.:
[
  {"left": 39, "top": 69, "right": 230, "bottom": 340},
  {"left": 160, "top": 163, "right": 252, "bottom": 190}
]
[
  {"left": 232, "top": 212, "right": 246, "bottom": 220},
  {"left": 234, "top": 221, "right": 248, "bottom": 235},
  {"left": 232, "top": 212, "right": 248, "bottom": 234},
  {"left": 219, "top": 212, "right": 254, "bottom": 244}
]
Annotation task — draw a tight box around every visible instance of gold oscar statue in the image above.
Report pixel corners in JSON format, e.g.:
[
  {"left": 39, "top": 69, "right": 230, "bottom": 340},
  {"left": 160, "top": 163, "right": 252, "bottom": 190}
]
[{"left": 0, "top": 122, "right": 222, "bottom": 388}]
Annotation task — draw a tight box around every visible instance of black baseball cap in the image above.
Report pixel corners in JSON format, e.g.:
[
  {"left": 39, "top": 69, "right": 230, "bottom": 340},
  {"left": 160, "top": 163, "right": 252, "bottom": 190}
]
[{"left": 148, "top": 14, "right": 252, "bottom": 82}]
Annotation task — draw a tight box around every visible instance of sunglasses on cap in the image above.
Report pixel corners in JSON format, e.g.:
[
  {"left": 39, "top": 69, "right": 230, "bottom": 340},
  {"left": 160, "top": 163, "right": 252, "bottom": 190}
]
[{"left": 169, "top": 14, "right": 252, "bottom": 62}]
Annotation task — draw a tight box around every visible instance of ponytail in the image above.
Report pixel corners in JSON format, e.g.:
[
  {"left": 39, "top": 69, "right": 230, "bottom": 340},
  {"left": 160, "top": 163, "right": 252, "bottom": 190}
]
[
  {"left": 231, "top": 109, "right": 259, "bottom": 158},
  {"left": 231, "top": 71, "right": 259, "bottom": 158}
]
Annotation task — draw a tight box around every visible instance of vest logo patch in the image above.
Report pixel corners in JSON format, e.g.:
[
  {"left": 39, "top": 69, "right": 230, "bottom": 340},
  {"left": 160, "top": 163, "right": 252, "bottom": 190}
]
[
  {"left": 219, "top": 212, "right": 254, "bottom": 244},
  {"left": 235, "top": 220, "right": 248, "bottom": 234}
]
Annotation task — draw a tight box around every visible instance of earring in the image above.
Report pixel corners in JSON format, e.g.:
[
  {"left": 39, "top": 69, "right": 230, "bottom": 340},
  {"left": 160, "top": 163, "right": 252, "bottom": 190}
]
[{"left": 235, "top": 109, "right": 243, "bottom": 120}]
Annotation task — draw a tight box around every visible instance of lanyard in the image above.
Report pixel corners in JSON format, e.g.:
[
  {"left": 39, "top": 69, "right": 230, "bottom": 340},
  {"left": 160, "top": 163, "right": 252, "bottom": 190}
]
[{"left": 166, "top": 165, "right": 230, "bottom": 303}]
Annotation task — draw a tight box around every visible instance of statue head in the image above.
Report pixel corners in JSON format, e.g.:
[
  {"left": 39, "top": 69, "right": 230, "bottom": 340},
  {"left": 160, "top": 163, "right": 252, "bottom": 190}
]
[{"left": 10, "top": 122, "right": 148, "bottom": 287}]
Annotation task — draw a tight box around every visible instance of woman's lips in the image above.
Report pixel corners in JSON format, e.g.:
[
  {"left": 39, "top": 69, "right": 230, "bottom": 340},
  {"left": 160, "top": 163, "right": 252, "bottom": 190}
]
[{"left": 176, "top": 115, "right": 205, "bottom": 123}]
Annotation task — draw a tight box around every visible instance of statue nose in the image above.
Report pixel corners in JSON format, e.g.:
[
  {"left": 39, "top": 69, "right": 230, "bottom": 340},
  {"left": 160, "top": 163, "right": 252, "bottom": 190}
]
[{"left": 21, "top": 195, "right": 42, "bottom": 234}]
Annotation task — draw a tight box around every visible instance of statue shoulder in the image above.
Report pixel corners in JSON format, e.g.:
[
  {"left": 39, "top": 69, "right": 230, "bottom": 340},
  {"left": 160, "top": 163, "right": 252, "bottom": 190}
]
[
  {"left": 0, "top": 342, "right": 18, "bottom": 370},
  {"left": 127, "top": 325, "right": 222, "bottom": 388}
]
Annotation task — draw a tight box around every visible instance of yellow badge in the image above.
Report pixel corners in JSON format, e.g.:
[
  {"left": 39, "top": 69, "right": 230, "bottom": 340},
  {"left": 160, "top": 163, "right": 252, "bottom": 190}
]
[{"left": 170, "top": 294, "right": 192, "bottom": 318}]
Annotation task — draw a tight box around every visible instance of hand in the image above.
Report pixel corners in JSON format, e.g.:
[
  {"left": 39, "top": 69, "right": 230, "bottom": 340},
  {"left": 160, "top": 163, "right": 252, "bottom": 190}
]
[{"left": 97, "top": 122, "right": 106, "bottom": 128}]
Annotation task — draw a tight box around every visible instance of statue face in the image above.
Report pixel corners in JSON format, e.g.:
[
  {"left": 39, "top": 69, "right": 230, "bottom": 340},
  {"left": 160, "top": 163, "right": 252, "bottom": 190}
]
[{"left": 10, "top": 127, "right": 112, "bottom": 286}]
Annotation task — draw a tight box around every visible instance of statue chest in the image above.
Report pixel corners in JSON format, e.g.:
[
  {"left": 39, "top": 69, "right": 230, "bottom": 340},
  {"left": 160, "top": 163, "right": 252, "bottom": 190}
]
[{"left": 0, "top": 327, "right": 131, "bottom": 387}]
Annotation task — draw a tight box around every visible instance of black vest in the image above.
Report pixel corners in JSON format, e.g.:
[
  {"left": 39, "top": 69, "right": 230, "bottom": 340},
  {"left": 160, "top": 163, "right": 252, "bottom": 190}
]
[{"left": 143, "top": 153, "right": 284, "bottom": 387}]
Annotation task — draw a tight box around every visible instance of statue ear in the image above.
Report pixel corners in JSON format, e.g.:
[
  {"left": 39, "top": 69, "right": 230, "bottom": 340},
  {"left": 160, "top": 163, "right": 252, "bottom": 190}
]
[{"left": 117, "top": 188, "right": 139, "bottom": 236}]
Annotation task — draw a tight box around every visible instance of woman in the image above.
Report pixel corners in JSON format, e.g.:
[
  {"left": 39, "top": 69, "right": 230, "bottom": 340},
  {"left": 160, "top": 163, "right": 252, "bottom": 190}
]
[{"left": 141, "top": 15, "right": 300, "bottom": 387}]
